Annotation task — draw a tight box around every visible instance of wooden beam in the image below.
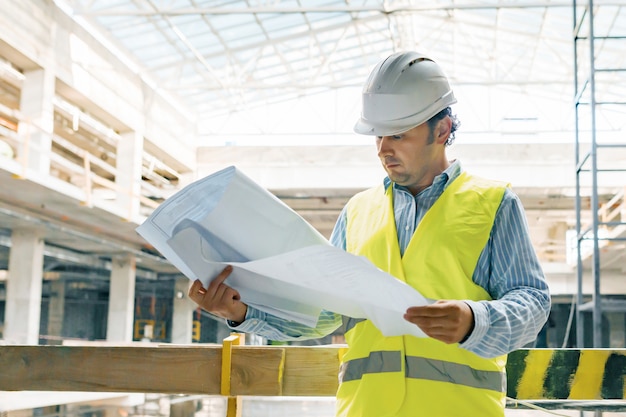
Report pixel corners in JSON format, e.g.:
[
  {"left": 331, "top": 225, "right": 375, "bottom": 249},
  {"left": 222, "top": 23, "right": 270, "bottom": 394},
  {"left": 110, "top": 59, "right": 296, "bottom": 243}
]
[
  {"left": 3, "top": 345, "right": 626, "bottom": 404},
  {"left": 0, "top": 345, "right": 285, "bottom": 395},
  {"left": 1, "top": 345, "right": 222, "bottom": 394},
  {"left": 280, "top": 346, "right": 343, "bottom": 396}
]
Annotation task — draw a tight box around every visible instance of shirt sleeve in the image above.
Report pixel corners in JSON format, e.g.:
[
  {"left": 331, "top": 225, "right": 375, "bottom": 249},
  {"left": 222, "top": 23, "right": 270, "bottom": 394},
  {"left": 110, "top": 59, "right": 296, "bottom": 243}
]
[
  {"left": 460, "top": 188, "right": 551, "bottom": 358},
  {"left": 228, "top": 306, "right": 342, "bottom": 342}
]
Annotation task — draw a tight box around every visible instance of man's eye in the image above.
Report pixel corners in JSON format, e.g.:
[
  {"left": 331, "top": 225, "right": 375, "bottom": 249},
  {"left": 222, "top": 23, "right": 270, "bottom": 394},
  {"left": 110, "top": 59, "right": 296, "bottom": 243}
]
[{"left": 376, "top": 135, "right": 402, "bottom": 140}]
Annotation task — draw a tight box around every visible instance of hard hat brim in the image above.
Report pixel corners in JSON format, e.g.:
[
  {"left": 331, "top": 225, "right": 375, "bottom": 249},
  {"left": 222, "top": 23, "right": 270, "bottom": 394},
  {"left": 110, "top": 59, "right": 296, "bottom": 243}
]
[{"left": 353, "top": 92, "right": 457, "bottom": 136}]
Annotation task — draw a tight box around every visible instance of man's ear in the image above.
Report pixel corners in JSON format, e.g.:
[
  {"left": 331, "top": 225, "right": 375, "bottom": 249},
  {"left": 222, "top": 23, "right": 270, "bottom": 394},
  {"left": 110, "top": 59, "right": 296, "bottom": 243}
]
[{"left": 437, "top": 116, "right": 452, "bottom": 143}]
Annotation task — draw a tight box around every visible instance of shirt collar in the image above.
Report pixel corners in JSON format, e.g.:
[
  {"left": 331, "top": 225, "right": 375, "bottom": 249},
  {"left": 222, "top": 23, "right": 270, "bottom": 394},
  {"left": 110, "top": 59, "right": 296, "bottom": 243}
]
[{"left": 383, "top": 159, "right": 462, "bottom": 194}]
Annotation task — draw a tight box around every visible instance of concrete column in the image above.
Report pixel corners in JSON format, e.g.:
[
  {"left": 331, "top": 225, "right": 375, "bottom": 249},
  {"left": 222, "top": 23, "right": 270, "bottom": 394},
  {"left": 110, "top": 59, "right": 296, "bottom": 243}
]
[
  {"left": 106, "top": 254, "right": 136, "bottom": 342},
  {"left": 4, "top": 228, "right": 45, "bottom": 344},
  {"left": 116, "top": 131, "right": 144, "bottom": 221},
  {"left": 171, "top": 277, "right": 194, "bottom": 344},
  {"left": 47, "top": 279, "right": 65, "bottom": 343},
  {"left": 17, "top": 68, "right": 55, "bottom": 174}
]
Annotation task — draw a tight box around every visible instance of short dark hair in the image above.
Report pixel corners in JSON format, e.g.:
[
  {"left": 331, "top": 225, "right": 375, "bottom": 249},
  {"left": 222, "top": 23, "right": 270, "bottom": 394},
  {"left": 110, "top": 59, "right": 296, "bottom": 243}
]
[{"left": 427, "top": 107, "right": 460, "bottom": 146}]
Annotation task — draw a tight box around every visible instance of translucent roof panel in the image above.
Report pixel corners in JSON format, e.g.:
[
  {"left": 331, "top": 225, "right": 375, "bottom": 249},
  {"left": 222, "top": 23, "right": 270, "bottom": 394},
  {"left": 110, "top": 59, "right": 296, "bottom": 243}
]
[{"left": 56, "top": 0, "right": 626, "bottom": 143}]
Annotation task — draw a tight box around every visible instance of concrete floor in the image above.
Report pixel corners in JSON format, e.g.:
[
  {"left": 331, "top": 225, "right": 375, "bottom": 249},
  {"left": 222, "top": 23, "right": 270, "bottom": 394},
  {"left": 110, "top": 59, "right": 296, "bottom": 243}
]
[
  {"left": 194, "top": 396, "right": 626, "bottom": 417},
  {"left": 4, "top": 393, "right": 626, "bottom": 417}
]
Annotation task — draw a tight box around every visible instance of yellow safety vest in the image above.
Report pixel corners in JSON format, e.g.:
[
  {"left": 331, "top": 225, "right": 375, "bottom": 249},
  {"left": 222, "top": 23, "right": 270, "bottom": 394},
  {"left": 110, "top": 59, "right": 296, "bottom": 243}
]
[{"left": 338, "top": 172, "right": 508, "bottom": 417}]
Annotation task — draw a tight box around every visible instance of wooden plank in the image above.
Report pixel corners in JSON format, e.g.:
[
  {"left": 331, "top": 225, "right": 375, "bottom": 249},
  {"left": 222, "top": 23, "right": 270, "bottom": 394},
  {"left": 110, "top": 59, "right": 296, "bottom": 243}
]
[
  {"left": 0, "top": 345, "right": 222, "bottom": 394},
  {"left": 3, "top": 345, "right": 626, "bottom": 404},
  {"left": 281, "top": 346, "right": 341, "bottom": 396},
  {"left": 0, "top": 345, "right": 293, "bottom": 396},
  {"left": 231, "top": 346, "right": 285, "bottom": 396}
]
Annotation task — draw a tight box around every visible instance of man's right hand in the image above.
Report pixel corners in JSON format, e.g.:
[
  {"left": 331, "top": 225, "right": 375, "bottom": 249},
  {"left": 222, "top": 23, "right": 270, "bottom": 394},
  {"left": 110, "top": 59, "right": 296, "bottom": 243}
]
[{"left": 188, "top": 265, "right": 248, "bottom": 323}]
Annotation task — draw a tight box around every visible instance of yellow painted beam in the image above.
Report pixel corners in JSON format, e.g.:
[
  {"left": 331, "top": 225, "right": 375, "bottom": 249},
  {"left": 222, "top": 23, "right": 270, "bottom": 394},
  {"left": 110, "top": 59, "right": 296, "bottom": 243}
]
[{"left": 508, "top": 349, "right": 626, "bottom": 401}]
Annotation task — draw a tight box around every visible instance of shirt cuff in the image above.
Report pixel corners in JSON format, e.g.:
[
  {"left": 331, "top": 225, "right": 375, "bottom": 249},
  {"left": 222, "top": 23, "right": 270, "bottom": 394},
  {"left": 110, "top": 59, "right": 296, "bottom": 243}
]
[
  {"left": 459, "top": 300, "right": 489, "bottom": 349},
  {"left": 226, "top": 306, "right": 266, "bottom": 330}
]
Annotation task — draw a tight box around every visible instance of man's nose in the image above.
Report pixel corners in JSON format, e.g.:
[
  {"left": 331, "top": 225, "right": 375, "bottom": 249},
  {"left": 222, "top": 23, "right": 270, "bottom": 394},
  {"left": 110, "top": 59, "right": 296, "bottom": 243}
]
[{"left": 377, "top": 136, "right": 392, "bottom": 155}]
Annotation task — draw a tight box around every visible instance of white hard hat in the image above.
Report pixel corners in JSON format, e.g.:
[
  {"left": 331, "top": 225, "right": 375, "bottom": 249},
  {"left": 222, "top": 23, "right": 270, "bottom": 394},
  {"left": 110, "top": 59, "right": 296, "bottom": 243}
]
[{"left": 354, "top": 51, "right": 457, "bottom": 136}]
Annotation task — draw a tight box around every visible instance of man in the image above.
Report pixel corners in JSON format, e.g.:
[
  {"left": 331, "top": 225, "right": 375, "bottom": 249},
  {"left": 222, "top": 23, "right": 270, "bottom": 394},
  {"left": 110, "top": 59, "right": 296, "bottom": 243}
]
[{"left": 189, "top": 51, "right": 551, "bottom": 416}]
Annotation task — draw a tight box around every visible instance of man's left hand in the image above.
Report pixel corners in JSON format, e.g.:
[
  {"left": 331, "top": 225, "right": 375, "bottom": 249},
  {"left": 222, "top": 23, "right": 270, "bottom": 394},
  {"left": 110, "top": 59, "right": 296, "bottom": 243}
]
[{"left": 404, "top": 300, "right": 474, "bottom": 344}]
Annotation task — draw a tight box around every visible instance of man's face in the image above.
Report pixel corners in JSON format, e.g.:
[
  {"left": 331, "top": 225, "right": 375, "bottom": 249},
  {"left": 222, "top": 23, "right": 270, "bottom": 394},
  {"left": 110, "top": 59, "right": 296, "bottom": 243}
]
[{"left": 375, "top": 120, "right": 447, "bottom": 195}]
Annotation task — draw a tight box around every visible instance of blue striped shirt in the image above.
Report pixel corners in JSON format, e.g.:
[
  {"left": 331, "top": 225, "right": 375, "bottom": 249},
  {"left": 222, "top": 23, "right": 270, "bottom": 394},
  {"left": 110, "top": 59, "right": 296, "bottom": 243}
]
[{"left": 231, "top": 160, "right": 551, "bottom": 358}]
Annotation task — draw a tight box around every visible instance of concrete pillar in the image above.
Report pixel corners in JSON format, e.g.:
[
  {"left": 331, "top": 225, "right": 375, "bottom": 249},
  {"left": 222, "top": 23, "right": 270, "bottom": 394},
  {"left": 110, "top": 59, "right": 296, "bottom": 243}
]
[
  {"left": 116, "top": 131, "right": 144, "bottom": 221},
  {"left": 170, "top": 399, "right": 198, "bottom": 417},
  {"left": 47, "top": 279, "right": 65, "bottom": 344},
  {"left": 106, "top": 254, "right": 136, "bottom": 342},
  {"left": 171, "top": 277, "right": 195, "bottom": 344},
  {"left": 4, "top": 228, "right": 45, "bottom": 344},
  {"left": 17, "top": 68, "right": 55, "bottom": 175}
]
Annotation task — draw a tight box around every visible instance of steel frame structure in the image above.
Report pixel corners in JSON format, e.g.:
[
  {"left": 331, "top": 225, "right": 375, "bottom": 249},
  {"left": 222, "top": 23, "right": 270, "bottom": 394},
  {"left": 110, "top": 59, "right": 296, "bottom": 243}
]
[{"left": 574, "top": 0, "right": 626, "bottom": 350}]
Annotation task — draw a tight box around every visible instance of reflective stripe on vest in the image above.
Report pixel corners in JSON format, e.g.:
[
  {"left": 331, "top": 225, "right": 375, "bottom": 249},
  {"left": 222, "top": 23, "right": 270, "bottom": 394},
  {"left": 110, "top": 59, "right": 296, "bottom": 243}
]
[
  {"left": 406, "top": 356, "right": 505, "bottom": 392},
  {"left": 340, "top": 351, "right": 402, "bottom": 382},
  {"left": 340, "top": 351, "right": 505, "bottom": 393},
  {"left": 343, "top": 317, "right": 366, "bottom": 333}
]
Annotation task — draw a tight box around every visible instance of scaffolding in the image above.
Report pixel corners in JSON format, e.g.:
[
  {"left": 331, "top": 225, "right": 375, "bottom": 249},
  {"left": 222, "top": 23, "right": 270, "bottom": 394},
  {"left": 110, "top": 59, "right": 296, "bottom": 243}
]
[{"left": 574, "top": 0, "right": 626, "bottom": 348}]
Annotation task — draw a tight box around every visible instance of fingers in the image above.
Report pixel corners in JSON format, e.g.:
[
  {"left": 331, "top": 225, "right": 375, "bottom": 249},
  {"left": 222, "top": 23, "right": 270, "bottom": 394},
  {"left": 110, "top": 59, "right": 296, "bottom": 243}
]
[
  {"left": 188, "top": 279, "right": 206, "bottom": 298},
  {"left": 206, "top": 265, "right": 233, "bottom": 292},
  {"left": 212, "top": 282, "right": 236, "bottom": 304},
  {"left": 187, "top": 265, "right": 233, "bottom": 296},
  {"left": 209, "top": 272, "right": 241, "bottom": 308},
  {"left": 187, "top": 265, "right": 246, "bottom": 322},
  {"left": 404, "top": 300, "right": 474, "bottom": 344},
  {"left": 405, "top": 300, "right": 451, "bottom": 317}
]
